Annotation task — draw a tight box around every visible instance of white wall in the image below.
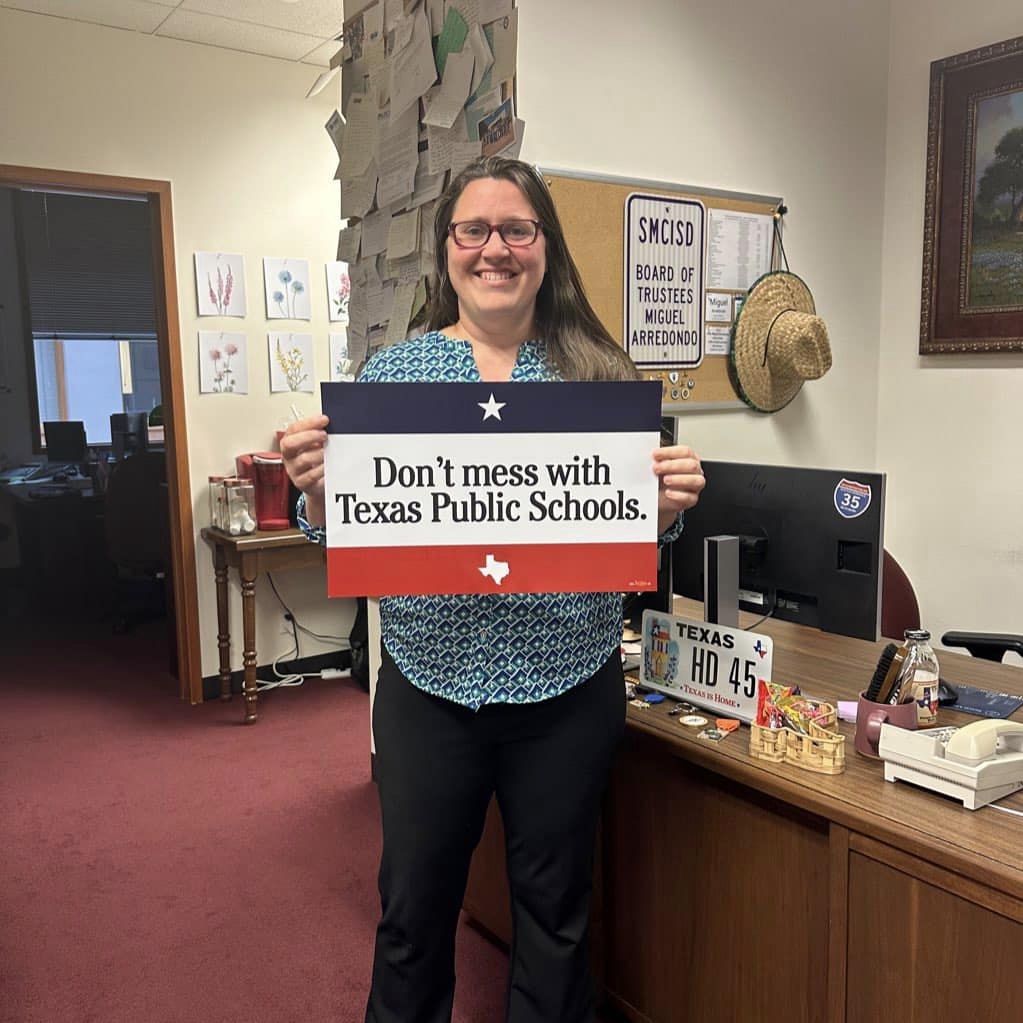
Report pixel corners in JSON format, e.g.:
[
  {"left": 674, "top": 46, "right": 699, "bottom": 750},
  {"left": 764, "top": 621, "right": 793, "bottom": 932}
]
[
  {"left": 879, "top": 1, "right": 1023, "bottom": 655},
  {"left": 0, "top": 8, "right": 355, "bottom": 679},
  {"left": 3, "top": 0, "right": 1016, "bottom": 678},
  {"left": 518, "top": 0, "right": 1022, "bottom": 652},
  {"left": 518, "top": 0, "right": 892, "bottom": 473}
]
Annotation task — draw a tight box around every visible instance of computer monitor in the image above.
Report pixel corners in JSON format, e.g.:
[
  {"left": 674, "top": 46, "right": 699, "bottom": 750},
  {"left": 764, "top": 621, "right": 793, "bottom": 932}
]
[
  {"left": 671, "top": 460, "right": 886, "bottom": 641},
  {"left": 42, "top": 420, "right": 87, "bottom": 464},
  {"left": 110, "top": 412, "right": 149, "bottom": 460}
]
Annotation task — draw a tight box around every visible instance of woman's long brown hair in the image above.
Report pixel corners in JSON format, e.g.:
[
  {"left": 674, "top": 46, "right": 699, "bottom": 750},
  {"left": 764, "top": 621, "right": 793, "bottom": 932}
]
[{"left": 425, "top": 157, "right": 639, "bottom": 382}]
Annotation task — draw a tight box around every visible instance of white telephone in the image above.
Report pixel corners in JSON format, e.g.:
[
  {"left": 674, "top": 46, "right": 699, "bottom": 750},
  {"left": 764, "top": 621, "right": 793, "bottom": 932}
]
[{"left": 878, "top": 719, "right": 1023, "bottom": 810}]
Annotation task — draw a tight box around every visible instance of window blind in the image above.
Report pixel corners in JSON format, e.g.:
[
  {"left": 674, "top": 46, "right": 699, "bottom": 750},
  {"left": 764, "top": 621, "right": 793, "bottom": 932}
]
[{"left": 17, "top": 190, "right": 157, "bottom": 336}]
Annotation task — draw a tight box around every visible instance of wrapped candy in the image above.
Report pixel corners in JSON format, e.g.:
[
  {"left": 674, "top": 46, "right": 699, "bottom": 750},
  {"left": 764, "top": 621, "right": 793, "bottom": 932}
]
[{"left": 756, "top": 680, "right": 831, "bottom": 734}]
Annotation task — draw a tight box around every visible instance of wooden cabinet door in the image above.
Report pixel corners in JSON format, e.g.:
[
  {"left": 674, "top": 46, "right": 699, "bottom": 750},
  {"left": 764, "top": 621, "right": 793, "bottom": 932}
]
[
  {"left": 603, "top": 736, "right": 831, "bottom": 1023},
  {"left": 847, "top": 849, "right": 1023, "bottom": 1022}
]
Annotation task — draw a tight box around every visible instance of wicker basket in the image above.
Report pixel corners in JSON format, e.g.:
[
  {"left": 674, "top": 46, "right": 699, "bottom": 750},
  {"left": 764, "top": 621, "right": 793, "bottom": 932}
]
[{"left": 749, "top": 704, "right": 845, "bottom": 775}]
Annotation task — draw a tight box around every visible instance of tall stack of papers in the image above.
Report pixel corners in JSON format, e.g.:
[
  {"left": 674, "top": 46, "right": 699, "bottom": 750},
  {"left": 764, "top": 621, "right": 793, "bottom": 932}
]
[{"left": 325, "top": 0, "right": 525, "bottom": 372}]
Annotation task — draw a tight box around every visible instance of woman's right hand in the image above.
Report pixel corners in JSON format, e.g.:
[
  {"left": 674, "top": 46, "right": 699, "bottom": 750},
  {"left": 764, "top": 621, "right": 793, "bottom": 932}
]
[{"left": 280, "top": 414, "right": 329, "bottom": 526}]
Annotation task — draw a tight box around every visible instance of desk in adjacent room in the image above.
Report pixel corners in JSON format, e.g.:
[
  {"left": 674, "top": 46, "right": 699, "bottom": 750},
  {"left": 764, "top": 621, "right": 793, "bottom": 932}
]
[
  {"left": 200, "top": 527, "right": 324, "bottom": 724},
  {"left": 463, "top": 598, "right": 1023, "bottom": 1023},
  {"left": 0, "top": 481, "right": 107, "bottom": 607}
]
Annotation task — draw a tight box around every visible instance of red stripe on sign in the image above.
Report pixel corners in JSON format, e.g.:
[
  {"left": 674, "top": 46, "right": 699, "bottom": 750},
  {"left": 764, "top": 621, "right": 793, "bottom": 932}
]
[{"left": 327, "top": 544, "right": 658, "bottom": 597}]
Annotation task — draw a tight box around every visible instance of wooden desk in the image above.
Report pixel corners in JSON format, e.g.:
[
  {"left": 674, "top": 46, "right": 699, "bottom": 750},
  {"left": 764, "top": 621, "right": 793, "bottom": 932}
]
[
  {"left": 0, "top": 483, "right": 107, "bottom": 608},
  {"left": 464, "top": 600, "right": 1023, "bottom": 1022},
  {"left": 200, "top": 527, "right": 324, "bottom": 724}
]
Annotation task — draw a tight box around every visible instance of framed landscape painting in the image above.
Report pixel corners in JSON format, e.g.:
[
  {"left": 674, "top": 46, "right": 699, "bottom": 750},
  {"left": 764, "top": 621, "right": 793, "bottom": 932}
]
[{"left": 920, "top": 35, "right": 1023, "bottom": 353}]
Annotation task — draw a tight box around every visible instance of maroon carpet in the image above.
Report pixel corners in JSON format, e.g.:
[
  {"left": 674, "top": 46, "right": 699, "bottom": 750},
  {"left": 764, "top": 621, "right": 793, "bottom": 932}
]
[{"left": 0, "top": 621, "right": 509, "bottom": 1023}]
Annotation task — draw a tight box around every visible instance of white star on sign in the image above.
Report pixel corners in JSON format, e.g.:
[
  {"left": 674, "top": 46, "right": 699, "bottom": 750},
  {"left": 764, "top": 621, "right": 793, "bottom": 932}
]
[{"left": 477, "top": 392, "right": 506, "bottom": 421}]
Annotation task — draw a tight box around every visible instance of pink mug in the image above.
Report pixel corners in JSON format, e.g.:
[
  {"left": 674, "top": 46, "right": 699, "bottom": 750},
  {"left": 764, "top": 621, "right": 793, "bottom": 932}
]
[{"left": 854, "top": 691, "right": 918, "bottom": 758}]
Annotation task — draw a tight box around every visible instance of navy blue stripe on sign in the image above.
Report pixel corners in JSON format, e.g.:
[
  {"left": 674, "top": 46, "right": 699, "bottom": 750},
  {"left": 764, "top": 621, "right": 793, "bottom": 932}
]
[{"left": 321, "top": 380, "right": 663, "bottom": 434}]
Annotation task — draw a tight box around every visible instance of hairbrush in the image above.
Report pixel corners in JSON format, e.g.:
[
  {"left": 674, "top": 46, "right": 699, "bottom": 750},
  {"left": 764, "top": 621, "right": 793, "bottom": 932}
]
[
  {"left": 877, "top": 645, "right": 909, "bottom": 704},
  {"left": 865, "top": 643, "right": 897, "bottom": 702}
]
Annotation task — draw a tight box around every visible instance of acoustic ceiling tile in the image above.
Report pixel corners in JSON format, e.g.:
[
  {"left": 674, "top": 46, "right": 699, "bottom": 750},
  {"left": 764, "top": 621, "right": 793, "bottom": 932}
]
[
  {"left": 0, "top": 0, "right": 175, "bottom": 34},
  {"left": 155, "top": 7, "right": 326, "bottom": 61},
  {"left": 180, "top": 0, "right": 344, "bottom": 39}
]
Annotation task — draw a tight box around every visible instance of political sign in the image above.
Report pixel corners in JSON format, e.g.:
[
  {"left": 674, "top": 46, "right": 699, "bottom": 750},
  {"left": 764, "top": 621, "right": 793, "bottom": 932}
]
[{"left": 320, "top": 379, "right": 663, "bottom": 597}]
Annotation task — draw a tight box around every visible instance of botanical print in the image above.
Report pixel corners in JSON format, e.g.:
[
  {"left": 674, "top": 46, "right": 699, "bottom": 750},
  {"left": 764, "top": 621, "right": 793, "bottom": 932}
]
[
  {"left": 269, "top": 332, "right": 314, "bottom": 393},
  {"left": 264, "top": 257, "right": 312, "bottom": 320},
  {"left": 330, "top": 330, "right": 356, "bottom": 381},
  {"left": 969, "top": 88, "right": 1023, "bottom": 309},
  {"left": 199, "top": 332, "right": 249, "bottom": 394},
  {"left": 194, "top": 252, "right": 247, "bottom": 317},
  {"left": 326, "top": 260, "right": 351, "bottom": 323}
]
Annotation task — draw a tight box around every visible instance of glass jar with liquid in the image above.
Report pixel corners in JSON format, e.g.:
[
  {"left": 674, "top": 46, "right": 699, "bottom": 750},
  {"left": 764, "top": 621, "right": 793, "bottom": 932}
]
[{"left": 899, "top": 629, "right": 940, "bottom": 727}]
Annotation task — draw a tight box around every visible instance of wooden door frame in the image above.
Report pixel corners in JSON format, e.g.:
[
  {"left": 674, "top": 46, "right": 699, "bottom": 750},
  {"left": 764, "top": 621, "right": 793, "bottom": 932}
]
[{"left": 0, "top": 164, "right": 202, "bottom": 703}]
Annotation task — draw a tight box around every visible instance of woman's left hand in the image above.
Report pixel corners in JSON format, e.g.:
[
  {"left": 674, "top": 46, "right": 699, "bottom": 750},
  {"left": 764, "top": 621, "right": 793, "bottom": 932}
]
[{"left": 653, "top": 444, "right": 705, "bottom": 532}]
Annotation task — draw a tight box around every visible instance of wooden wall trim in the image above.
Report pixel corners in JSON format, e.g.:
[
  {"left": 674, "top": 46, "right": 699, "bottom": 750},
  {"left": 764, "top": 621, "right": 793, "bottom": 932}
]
[
  {"left": 149, "top": 183, "right": 201, "bottom": 703},
  {"left": 0, "top": 163, "right": 202, "bottom": 703},
  {"left": 0, "top": 164, "right": 177, "bottom": 195}
]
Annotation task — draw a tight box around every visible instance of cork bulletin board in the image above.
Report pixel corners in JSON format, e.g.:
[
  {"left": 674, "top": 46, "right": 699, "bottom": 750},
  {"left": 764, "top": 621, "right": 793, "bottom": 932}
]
[{"left": 541, "top": 167, "right": 784, "bottom": 410}]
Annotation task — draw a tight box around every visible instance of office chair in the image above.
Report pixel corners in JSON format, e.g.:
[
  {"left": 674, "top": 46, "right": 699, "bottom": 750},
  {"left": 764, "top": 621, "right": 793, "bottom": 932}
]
[
  {"left": 103, "top": 450, "right": 169, "bottom": 631},
  {"left": 940, "top": 632, "right": 1023, "bottom": 662},
  {"left": 881, "top": 549, "right": 921, "bottom": 641},
  {"left": 878, "top": 555, "right": 1023, "bottom": 663},
  {"left": 110, "top": 412, "right": 149, "bottom": 462}
]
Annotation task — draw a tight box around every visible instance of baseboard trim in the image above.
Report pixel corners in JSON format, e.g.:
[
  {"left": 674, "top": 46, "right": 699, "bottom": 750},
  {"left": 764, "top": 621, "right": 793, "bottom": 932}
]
[{"left": 201, "top": 649, "right": 352, "bottom": 702}]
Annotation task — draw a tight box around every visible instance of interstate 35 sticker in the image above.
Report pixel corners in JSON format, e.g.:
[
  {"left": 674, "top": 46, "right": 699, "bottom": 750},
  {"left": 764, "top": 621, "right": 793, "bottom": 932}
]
[{"left": 833, "top": 478, "right": 872, "bottom": 519}]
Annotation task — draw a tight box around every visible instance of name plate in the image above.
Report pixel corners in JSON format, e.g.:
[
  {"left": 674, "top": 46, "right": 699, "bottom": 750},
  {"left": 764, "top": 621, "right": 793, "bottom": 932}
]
[{"left": 639, "top": 611, "right": 773, "bottom": 723}]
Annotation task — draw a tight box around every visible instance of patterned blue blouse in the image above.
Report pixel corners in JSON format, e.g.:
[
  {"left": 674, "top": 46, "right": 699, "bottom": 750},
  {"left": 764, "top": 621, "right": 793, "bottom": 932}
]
[{"left": 298, "top": 331, "right": 684, "bottom": 710}]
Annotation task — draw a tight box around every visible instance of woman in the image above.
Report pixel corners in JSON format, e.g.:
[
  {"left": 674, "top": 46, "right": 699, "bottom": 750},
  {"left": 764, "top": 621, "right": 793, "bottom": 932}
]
[{"left": 282, "top": 157, "right": 704, "bottom": 1023}]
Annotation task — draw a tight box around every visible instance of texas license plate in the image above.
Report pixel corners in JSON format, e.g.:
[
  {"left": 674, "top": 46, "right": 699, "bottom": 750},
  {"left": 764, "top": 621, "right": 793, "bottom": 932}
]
[{"left": 639, "top": 611, "right": 774, "bottom": 723}]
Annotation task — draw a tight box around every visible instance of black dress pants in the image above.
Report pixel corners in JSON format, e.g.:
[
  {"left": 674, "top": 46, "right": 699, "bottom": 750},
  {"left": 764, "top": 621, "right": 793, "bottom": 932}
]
[{"left": 366, "top": 648, "right": 626, "bottom": 1023}]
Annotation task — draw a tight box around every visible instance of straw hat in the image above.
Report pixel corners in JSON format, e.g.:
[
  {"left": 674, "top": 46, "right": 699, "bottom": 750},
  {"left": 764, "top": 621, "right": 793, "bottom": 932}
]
[{"left": 729, "top": 271, "right": 832, "bottom": 413}]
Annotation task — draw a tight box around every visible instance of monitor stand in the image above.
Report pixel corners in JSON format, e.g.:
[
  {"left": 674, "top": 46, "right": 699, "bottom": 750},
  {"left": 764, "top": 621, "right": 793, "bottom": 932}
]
[{"left": 704, "top": 535, "right": 739, "bottom": 627}]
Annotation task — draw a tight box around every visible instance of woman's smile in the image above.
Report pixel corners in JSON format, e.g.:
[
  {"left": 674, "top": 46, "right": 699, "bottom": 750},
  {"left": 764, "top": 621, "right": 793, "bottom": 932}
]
[{"left": 445, "top": 178, "right": 546, "bottom": 332}]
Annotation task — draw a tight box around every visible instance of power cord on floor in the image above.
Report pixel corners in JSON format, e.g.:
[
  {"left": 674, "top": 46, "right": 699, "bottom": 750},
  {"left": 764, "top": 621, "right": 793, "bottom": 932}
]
[
  {"left": 255, "top": 612, "right": 304, "bottom": 692},
  {"left": 255, "top": 656, "right": 352, "bottom": 692},
  {"left": 254, "top": 573, "right": 352, "bottom": 692}
]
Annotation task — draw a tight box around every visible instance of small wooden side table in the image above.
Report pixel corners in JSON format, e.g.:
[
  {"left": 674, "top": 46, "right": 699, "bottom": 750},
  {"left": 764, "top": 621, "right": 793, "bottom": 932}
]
[{"left": 201, "top": 527, "right": 325, "bottom": 723}]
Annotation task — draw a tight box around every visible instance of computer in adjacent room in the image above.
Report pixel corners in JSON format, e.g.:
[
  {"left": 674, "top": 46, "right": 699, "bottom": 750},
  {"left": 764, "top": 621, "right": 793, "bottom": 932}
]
[{"left": 41, "top": 419, "right": 87, "bottom": 472}]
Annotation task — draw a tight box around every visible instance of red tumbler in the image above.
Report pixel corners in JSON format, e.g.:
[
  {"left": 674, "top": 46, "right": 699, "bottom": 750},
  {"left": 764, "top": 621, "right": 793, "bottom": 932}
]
[{"left": 252, "top": 452, "right": 290, "bottom": 530}]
